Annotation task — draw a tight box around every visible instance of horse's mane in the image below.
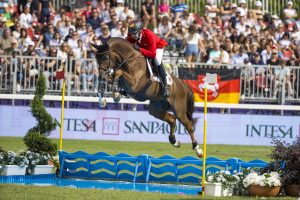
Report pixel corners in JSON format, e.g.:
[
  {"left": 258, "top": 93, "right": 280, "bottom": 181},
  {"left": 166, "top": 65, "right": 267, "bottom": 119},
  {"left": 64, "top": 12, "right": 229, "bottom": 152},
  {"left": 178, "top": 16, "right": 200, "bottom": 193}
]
[{"left": 107, "top": 37, "right": 135, "bottom": 50}]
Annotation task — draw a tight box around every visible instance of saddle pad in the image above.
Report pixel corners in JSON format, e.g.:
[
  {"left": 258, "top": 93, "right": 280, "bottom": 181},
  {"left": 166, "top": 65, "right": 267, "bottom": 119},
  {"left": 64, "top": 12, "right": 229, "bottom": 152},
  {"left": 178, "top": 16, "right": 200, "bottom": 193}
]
[{"left": 146, "top": 59, "right": 173, "bottom": 85}]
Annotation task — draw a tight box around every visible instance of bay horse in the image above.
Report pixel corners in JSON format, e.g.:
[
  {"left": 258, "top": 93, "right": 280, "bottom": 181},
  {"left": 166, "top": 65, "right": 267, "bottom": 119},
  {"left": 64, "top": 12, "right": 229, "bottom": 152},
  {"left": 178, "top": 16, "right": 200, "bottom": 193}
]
[{"left": 91, "top": 37, "right": 203, "bottom": 158}]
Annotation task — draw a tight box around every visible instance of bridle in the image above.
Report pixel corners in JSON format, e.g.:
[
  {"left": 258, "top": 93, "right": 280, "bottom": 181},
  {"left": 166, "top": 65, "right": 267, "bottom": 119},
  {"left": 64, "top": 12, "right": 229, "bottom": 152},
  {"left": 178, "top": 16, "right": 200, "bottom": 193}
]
[{"left": 96, "top": 46, "right": 143, "bottom": 96}]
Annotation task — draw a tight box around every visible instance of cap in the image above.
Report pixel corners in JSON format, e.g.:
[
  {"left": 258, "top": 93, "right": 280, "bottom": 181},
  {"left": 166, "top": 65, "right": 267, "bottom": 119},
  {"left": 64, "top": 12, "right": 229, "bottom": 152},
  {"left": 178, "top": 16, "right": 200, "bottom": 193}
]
[
  {"left": 239, "top": 0, "right": 246, "bottom": 4},
  {"left": 231, "top": 3, "right": 237, "bottom": 8},
  {"left": 86, "top": 1, "right": 92, "bottom": 5},
  {"left": 272, "top": 15, "right": 279, "bottom": 19},
  {"left": 117, "top": 0, "right": 124, "bottom": 3},
  {"left": 272, "top": 49, "right": 278, "bottom": 54},
  {"left": 0, "top": 17, "right": 7, "bottom": 23},
  {"left": 288, "top": 1, "right": 293, "bottom": 5},
  {"left": 255, "top": 1, "right": 262, "bottom": 7}
]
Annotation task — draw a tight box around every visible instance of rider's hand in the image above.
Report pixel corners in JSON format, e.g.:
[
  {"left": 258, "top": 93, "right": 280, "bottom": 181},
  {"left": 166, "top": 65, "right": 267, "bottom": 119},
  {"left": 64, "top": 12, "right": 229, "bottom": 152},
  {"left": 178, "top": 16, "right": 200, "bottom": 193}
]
[{"left": 134, "top": 44, "right": 140, "bottom": 51}]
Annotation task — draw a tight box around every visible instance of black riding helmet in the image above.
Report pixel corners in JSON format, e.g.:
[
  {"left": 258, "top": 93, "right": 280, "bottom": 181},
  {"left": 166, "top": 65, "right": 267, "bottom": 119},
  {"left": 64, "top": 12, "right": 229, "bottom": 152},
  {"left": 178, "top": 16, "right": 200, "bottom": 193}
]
[{"left": 128, "top": 20, "right": 143, "bottom": 35}]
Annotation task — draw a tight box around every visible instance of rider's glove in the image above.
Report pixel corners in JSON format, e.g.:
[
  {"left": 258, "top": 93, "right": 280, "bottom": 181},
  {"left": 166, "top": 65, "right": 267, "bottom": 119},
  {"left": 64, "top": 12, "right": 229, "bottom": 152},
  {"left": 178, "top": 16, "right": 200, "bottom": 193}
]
[{"left": 134, "top": 44, "right": 140, "bottom": 51}]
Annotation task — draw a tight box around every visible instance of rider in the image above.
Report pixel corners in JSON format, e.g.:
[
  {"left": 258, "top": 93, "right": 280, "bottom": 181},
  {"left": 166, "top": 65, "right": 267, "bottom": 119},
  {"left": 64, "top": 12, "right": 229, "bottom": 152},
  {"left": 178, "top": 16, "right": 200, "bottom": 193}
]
[{"left": 126, "top": 20, "right": 170, "bottom": 97}]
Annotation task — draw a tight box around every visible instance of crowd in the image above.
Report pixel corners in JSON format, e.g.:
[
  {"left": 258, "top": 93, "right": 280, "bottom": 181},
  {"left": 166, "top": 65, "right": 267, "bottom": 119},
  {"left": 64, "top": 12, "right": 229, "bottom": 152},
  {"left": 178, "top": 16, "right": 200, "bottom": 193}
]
[{"left": 0, "top": 0, "right": 299, "bottom": 98}]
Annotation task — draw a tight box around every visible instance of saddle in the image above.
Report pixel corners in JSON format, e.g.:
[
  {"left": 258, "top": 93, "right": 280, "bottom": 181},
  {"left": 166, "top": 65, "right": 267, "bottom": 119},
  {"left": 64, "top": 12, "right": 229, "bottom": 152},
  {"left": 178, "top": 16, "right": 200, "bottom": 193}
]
[{"left": 146, "top": 59, "right": 173, "bottom": 85}]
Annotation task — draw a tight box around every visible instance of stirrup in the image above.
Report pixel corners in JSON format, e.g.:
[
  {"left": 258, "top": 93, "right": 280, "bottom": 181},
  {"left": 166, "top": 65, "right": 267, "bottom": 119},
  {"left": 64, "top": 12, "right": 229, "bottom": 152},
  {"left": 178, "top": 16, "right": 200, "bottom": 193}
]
[
  {"left": 119, "top": 90, "right": 128, "bottom": 97},
  {"left": 162, "top": 86, "right": 169, "bottom": 97}
]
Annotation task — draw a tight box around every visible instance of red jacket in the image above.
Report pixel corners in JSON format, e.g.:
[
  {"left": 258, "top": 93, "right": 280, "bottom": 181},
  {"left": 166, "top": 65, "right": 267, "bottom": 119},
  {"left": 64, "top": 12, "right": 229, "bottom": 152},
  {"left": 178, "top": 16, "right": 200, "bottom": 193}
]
[{"left": 126, "top": 29, "right": 168, "bottom": 58}]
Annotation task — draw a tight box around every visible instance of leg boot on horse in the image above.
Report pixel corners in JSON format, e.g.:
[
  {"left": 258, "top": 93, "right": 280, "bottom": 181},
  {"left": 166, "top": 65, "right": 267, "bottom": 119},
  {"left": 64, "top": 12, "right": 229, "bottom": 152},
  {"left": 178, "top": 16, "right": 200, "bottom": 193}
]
[{"left": 157, "top": 64, "right": 170, "bottom": 97}]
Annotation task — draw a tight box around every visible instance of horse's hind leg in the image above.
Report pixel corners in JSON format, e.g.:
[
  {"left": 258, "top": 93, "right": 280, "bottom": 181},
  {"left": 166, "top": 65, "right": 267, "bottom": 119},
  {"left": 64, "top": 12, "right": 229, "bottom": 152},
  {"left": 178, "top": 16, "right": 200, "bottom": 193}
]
[{"left": 149, "top": 101, "right": 181, "bottom": 148}]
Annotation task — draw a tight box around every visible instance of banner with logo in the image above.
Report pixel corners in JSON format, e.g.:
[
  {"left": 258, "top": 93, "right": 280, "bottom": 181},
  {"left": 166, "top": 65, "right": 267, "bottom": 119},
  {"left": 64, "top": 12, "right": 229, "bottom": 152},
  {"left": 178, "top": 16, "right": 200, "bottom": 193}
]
[
  {"left": 178, "top": 68, "right": 240, "bottom": 103},
  {"left": 0, "top": 106, "right": 299, "bottom": 146}
]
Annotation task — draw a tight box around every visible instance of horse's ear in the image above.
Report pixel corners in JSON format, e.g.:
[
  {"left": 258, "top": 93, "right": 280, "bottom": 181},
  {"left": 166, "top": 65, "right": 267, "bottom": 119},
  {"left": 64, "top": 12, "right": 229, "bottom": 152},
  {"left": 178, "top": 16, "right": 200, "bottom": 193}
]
[{"left": 90, "top": 43, "right": 101, "bottom": 51}]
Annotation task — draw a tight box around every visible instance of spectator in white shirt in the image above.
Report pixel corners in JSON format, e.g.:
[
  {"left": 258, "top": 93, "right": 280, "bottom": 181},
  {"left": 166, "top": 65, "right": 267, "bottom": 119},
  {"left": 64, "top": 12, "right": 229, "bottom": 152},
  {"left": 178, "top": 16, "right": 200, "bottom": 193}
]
[
  {"left": 157, "top": 16, "right": 172, "bottom": 39},
  {"left": 67, "top": 31, "right": 79, "bottom": 49},
  {"left": 232, "top": 46, "right": 249, "bottom": 65},
  {"left": 283, "top": 1, "right": 297, "bottom": 23},
  {"left": 111, "top": 21, "right": 123, "bottom": 37},
  {"left": 235, "top": 15, "right": 248, "bottom": 36},
  {"left": 20, "top": 4, "right": 32, "bottom": 29},
  {"left": 119, "top": 3, "right": 135, "bottom": 21}
]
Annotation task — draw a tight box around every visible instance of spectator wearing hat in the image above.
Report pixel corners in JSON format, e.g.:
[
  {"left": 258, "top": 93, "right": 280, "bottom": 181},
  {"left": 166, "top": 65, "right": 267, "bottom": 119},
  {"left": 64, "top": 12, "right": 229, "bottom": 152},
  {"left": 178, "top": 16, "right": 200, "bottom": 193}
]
[
  {"left": 228, "top": 3, "right": 238, "bottom": 29},
  {"left": 205, "top": 0, "right": 219, "bottom": 21},
  {"left": 237, "top": 0, "right": 248, "bottom": 17},
  {"left": 250, "top": 1, "right": 263, "bottom": 20},
  {"left": 98, "top": 25, "right": 111, "bottom": 44},
  {"left": 141, "top": 0, "right": 157, "bottom": 33},
  {"left": 20, "top": 4, "right": 33, "bottom": 29},
  {"left": 283, "top": 1, "right": 297, "bottom": 24},
  {"left": 115, "top": 0, "right": 125, "bottom": 18},
  {"left": 5, "top": 38, "right": 20, "bottom": 55},
  {"left": 250, "top": 51, "right": 264, "bottom": 65},
  {"left": 271, "top": 15, "right": 282, "bottom": 28}
]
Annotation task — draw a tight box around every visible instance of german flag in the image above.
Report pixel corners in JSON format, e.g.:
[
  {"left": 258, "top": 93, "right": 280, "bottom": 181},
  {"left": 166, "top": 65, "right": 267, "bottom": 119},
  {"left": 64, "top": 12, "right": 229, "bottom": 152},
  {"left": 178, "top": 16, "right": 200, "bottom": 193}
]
[{"left": 178, "top": 67, "right": 241, "bottom": 104}]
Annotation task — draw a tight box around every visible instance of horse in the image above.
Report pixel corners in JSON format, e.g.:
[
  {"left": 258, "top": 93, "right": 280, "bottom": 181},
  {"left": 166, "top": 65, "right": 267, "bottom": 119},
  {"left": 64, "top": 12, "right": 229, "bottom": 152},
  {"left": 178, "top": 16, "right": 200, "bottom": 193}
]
[{"left": 91, "top": 37, "right": 203, "bottom": 158}]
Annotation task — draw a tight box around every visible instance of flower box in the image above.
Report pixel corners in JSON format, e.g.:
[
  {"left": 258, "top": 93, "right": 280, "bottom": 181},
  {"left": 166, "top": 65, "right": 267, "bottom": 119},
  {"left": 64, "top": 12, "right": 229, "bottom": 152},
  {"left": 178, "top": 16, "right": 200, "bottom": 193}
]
[
  {"left": 248, "top": 185, "right": 281, "bottom": 197},
  {"left": 1, "top": 165, "right": 27, "bottom": 176},
  {"left": 32, "top": 165, "right": 54, "bottom": 175},
  {"left": 205, "top": 182, "right": 233, "bottom": 197},
  {"left": 286, "top": 184, "right": 300, "bottom": 197}
]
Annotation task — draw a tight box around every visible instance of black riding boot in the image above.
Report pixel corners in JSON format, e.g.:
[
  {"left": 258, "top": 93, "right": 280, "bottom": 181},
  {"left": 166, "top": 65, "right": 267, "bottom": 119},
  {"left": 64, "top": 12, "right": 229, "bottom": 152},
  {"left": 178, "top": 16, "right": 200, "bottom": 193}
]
[{"left": 157, "top": 64, "right": 169, "bottom": 97}]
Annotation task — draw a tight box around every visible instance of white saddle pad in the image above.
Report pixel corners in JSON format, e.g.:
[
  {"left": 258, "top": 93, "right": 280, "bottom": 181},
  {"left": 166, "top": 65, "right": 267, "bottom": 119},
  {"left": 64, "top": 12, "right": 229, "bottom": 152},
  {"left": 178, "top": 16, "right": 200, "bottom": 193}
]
[{"left": 146, "top": 59, "right": 173, "bottom": 85}]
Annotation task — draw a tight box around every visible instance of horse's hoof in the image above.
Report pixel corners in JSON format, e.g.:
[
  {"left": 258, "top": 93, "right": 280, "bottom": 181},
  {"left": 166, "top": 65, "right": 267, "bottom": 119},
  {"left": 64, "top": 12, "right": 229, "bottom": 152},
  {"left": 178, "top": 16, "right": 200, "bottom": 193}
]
[
  {"left": 194, "top": 145, "right": 203, "bottom": 158},
  {"left": 172, "top": 140, "right": 181, "bottom": 148}
]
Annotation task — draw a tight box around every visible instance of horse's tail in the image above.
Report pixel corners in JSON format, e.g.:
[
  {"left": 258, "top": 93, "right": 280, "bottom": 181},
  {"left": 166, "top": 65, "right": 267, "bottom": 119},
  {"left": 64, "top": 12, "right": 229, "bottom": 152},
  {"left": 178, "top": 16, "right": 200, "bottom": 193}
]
[{"left": 186, "top": 86, "right": 197, "bottom": 126}]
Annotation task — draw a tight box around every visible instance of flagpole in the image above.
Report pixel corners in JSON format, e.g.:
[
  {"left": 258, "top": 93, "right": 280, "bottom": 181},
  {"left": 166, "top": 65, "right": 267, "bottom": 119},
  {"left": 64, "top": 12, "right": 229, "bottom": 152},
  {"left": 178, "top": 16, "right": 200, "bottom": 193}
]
[
  {"left": 201, "top": 85, "right": 208, "bottom": 197},
  {"left": 59, "top": 79, "right": 66, "bottom": 151}
]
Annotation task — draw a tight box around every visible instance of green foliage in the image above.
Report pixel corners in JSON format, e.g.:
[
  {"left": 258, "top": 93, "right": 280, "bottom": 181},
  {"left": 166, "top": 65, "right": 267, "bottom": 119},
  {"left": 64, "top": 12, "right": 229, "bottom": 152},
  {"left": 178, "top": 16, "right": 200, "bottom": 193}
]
[
  {"left": 23, "top": 131, "right": 57, "bottom": 156},
  {"left": 261, "top": 138, "right": 300, "bottom": 186},
  {"left": 23, "top": 74, "right": 57, "bottom": 156}
]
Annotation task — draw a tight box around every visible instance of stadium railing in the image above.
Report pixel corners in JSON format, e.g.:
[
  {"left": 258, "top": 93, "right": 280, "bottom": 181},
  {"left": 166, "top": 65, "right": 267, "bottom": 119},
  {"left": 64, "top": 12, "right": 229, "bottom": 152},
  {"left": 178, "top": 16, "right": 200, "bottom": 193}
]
[{"left": 0, "top": 55, "right": 299, "bottom": 105}]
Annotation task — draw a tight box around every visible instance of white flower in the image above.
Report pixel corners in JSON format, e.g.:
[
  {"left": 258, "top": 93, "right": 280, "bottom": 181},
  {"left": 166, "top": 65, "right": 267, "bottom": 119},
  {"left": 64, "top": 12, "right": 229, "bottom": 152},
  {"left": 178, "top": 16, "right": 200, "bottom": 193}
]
[{"left": 207, "top": 175, "right": 213, "bottom": 182}]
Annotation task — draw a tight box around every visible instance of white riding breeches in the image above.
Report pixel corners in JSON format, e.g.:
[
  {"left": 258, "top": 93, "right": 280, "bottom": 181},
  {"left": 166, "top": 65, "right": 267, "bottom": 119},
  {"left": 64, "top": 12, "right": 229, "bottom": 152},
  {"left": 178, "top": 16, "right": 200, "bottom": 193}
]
[{"left": 155, "top": 48, "right": 164, "bottom": 65}]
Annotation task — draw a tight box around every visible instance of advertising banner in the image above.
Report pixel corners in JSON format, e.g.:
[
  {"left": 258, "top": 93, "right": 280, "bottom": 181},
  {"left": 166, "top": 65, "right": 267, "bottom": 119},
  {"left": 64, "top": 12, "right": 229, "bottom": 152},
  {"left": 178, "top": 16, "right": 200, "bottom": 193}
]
[{"left": 0, "top": 106, "right": 299, "bottom": 146}]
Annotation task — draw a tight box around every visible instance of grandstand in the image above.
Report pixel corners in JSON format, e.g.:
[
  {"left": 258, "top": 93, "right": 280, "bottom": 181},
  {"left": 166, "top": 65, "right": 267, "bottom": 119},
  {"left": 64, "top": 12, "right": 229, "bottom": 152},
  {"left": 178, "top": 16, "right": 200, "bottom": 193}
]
[{"left": 0, "top": 0, "right": 299, "bottom": 108}]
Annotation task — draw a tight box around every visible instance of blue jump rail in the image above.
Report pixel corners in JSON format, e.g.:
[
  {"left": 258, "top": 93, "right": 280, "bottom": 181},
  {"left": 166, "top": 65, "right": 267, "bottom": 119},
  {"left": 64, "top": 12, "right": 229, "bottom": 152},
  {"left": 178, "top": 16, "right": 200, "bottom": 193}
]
[
  {"left": 59, "top": 151, "right": 146, "bottom": 183},
  {"left": 59, "top": 151, "right": 269, "bottom": 184}
]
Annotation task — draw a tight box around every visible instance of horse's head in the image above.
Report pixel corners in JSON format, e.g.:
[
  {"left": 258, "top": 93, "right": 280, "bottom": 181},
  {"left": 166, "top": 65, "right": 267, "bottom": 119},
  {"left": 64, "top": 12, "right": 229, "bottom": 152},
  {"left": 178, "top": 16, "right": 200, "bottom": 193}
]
[{"left": 90, "top": 42, "right": 112, "bottom": 75}]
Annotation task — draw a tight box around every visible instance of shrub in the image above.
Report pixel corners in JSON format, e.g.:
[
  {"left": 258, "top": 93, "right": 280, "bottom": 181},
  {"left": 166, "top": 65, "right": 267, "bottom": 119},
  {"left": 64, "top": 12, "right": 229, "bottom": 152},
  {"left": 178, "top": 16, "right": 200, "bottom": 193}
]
[
  {"left": 261, "top": 138, "right": 300, "bottom": 187},
  {"left": 23, "top": 74, "right": 57, "bottom": 156}
]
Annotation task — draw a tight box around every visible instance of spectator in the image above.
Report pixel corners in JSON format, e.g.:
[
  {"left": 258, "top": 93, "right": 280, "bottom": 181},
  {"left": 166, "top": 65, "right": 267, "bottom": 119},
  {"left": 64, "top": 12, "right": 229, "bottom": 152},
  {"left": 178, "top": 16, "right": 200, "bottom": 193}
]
[
  {"left": 120, "top": 26, "right": 127, "bottom": 38},
  {"left": 205, "top": 0, "right": 219, "bottom": 22},
  {"left": 273, "top": 59, "right": 293, "bottom": 98},
  {"left": 81, "top": 2, "right": 93, "bottom": 22},
  {"left": 38, "top": 0, "right": 54, "bottom": 24},
  {"left": 12, "top": 22, "right": 22, "bottom": 39},
  {"left": 237, "top": 0, "right": 248, "bottom": 17},
  {"left": 111, "top": 20, "right": 123, "bottom": 37},
  {"left": 235, "top": 14, "right": 248, "bottom": 36},
  {"left": 157, "top": 16, "right": 172, "bottom": 40},
  {"left": 141, "top": 0, "right": 157, "bottom": 33},
  {"left": 18, "top": 28, "right": 34, "bottom": 50},
  {"left": 261, "top": 44, "right": 272, "bottom": 64},
  {"left": 184, "top": 25, "right": 206, "bottom": 67},
  {"left": 219, "top": 44, "right": 231, "bottom": 64},
  {"left": 251, "top": 51, "right": 264, "bottom": 65},
  {"left": 20, "top": 4, "right": 33, "bottom": 29},
  {"left": 181, "top": 10, "right": 194, "bottom": 29},
  {"left": 171, "top": 0, "right": 188, "bottom": 26},
  {"left": 87, "top": 8, "right": 102, "bottom": 30},
  {"left": 283, "top": 1, "right": 297, "bottom": 24},
  {"left": 207, "top": 41, "right": 221, "bottom": 64},
  {"left": 232, "top": 46, "right": 249, "bottom": 65},
  {"left": 106, "top": 14, "right": 118, "bottom": 30},
  {"left": 169, "top": 21, "right": 185, "bottom": 52},
  {"left": 220, "top": 0, "right": 232, "bottom": 27},
  {"left": 0, "top": 29, "right": 15, "bottom": 54},
  {"left": 100, "top": 1, "right": 111, "bottom": 23},
  {"left": 59, "top": 17, "right": 75, "bottom": 40},
  {"left": 49, "top": 31, "right": 63, "bottom": 48},
  {"left": 119, "top": 3, "right": 135, "bottom": 21},
  {"left": 114, "top": 0, "right": 125, "bottom": 19},
  {"left": 157, "top": 0, "right": 170, "bottom": 22},
  {"left": 98, "top": 25, "right": 111, "bottom": 44}
]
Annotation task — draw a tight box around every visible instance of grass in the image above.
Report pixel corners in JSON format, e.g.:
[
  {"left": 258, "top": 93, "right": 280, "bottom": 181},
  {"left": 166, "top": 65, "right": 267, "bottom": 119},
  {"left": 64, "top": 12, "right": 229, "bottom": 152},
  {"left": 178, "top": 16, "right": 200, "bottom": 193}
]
[
  {"left": 0, "top": 137, "right": 272, "bottom": 161},
  {"left": 0, "top": 184, "right": 296, "bottom": 200}
]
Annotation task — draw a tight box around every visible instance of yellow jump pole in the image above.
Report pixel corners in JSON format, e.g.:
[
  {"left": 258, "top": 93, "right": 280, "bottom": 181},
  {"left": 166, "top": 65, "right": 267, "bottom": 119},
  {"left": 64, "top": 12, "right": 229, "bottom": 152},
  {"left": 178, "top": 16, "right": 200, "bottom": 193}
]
[
  {"left": 201, "top": 85, "right": 208, "bottom": 196},
  {"left": 59, "top": 79, "right": 66, "bottom": 151}
]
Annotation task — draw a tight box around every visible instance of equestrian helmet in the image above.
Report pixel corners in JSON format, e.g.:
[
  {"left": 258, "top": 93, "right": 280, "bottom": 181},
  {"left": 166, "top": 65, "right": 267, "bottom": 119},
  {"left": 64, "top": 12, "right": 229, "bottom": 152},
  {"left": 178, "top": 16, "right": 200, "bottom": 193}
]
[{"left": 128, "top": 21, "right": 143, "bottom": 35}]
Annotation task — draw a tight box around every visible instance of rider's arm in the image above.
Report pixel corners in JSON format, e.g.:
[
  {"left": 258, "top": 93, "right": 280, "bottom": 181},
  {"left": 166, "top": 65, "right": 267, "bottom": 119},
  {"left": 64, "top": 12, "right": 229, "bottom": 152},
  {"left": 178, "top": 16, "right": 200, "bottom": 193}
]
[{"left": 139, "top": 32, "right": 156, "bottom": 58}]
